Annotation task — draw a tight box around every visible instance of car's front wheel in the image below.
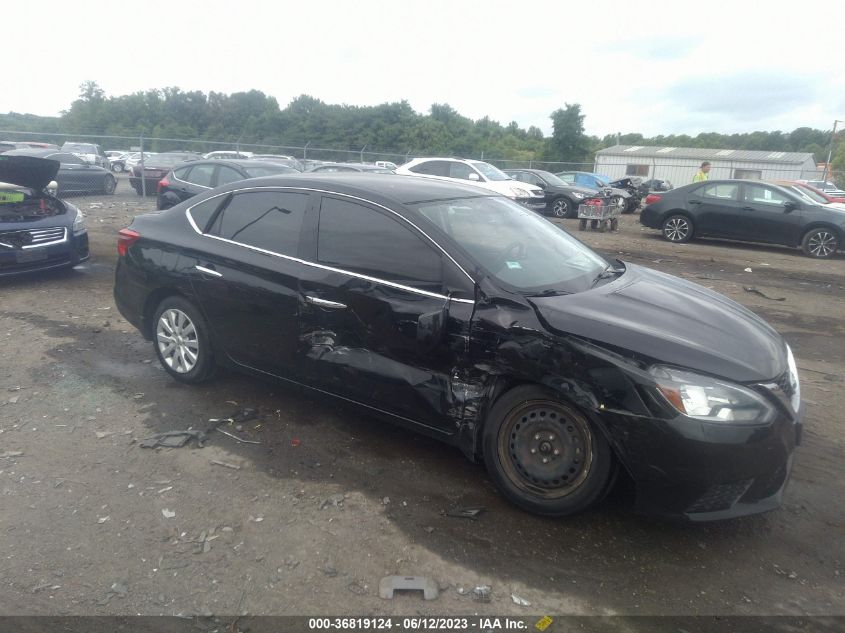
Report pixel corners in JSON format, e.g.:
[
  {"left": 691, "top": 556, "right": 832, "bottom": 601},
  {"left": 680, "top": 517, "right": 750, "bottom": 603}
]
[
  {"left": 801, "top": 227, "right": 839, "bottom": 258},
  {"left": 102, "top": 175, "right": 116, "bottom": 195},
  {"left": 662, "top": 214, "right": 693, "bottom": 243},
  {"left": 482, "top": 386, "right": 613, "bottom": 517},
  {"left": 152, "top": 296, "right": 216, "bottom": 384},
  {"left": 551, "top": 197, "right": 572, "bottom": 218}
]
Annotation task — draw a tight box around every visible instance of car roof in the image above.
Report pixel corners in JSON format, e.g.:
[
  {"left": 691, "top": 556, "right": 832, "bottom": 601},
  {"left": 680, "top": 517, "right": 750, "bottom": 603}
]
[
  {"left": 3, "top": 148, "right": 62, "bottom": 158},
  {"left": 183, "top": 159, "right": 295, "bottom": 169},
  {"left": 213, "top": 172, "right": 497, "bottom": 205}
]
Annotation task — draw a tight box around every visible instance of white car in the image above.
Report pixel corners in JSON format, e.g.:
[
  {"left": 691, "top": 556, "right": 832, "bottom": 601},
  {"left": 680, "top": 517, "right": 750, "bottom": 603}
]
[
  {"left": 202, "top": 150, "right": 254, "bottom": 160},
  {"left": 396, "top": 157, "right": 545, "bottom": 209},
  {"left": 375, "top": 160, "right": 398, "bottom": 170}
]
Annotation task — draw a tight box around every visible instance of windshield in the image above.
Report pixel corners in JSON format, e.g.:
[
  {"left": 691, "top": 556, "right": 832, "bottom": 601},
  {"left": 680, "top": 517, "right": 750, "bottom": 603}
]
[
  {"left": 411, "top": 196, "right": 608, "bottom": 293},
  {"left": 791, "top": 185, "right": 828, "bottom": 204},
  {"left": 244, "top": 164, "right": 298, "bottom": 177},
  {"left": 471, "top": 161, "right": 511, "bottom": 181},
  {"left": 63, "top": 144, "right": 95, "bottom": 153},
  {"left": 534, "top": 170, "right": 568, "bottom": 186}
]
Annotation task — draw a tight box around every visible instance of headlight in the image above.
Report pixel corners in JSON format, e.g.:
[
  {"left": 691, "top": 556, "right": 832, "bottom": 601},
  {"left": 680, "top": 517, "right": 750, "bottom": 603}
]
[
  {"left": 72, "top": 208, "right": 87, "bottom": 235},
  {"left": 571, "top": 192, "right": 586, "bottom": 199},
  {"left": 649, "top": 366, "right": 776, "bottom": 424},
  {"left": 786, "top": 345, "right": 801, "bottom": 412},
  {"left": 509, "top": 186, "right": 530, "bottom": 198}
]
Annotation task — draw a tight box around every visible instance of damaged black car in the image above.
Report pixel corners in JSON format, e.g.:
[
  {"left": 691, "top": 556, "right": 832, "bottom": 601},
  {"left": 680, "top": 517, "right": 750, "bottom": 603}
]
[
  {"left": 113, "top": 174, "right": 803, "bottom": 521},
  {"left": 0, "top": 155, "right": 90, "bottom": 276}
]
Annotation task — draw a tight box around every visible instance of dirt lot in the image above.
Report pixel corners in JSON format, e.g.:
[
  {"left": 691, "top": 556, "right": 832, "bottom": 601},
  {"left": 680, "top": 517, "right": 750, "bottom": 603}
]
[{"left": 1, "top": 174, "right": 844, "bottom": 620}]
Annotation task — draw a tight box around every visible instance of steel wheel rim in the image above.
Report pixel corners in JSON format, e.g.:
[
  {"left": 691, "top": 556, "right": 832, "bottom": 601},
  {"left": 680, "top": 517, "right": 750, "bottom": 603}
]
[
  {"left": 156, "top": 308, "right": 199, "bottom": 373},
  {"left": 664, "top": 217, "right": 689, "bottom": 241},
  {"left": 497, "top": 400, "right": 594, "bottom": 499},
  {"left": 553, "top": 199, "right": 569, "bottom": 217},
  {"left": 809, "top": 231, "right": 836, "bottom": 257}
]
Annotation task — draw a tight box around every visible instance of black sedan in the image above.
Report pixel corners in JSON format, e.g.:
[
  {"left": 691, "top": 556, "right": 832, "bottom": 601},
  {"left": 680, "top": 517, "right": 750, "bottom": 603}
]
[
  {"left": 503, "top": 169, "right": 596, "bottom": 218},
  {"left": 114, "top": 174, "right": 803, "bottom": 521},
  {"left": 3, "top": 149, "right": 116, "bottom": 195},
  {"left": 641, "top": 179, "right": 845, "bottom": 258},
  {"left": 157, "top": 159, "right": 300, "bottom": 210},
  {"left": 0, "top": 156, "right": 89, "bottom": 276},
  {"left": 129, "top": 152, "right": 201, "bottom": 195}
]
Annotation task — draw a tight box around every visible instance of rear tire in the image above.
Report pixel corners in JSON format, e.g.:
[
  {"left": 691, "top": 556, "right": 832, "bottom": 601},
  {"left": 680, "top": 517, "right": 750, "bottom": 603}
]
[
  {"left": 152, "top": 296, "right": 216, "bottom": 384},
  {"left": 482, "top": 385, "right": 613, "bottom": 517},
  {"left": 102, "top": 175, "right": 116, "bottom": 195},
  {"left": 801, "top": 228, "right": 839, "bottom": 258},
  {"left": 662, "top": 214, "right": 693, "bottom": 243}
]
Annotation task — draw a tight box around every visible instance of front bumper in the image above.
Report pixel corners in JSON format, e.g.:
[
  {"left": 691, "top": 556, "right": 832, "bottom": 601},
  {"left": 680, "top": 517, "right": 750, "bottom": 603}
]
[
  {"left": 0, "top": 231, "right": 89, "bottom": 277},
  {"left": 518, "top": 196, "right": 548, "bottom": 211},
  {"left": 601, "top": 401, "right": 803, "bottom": 521}
]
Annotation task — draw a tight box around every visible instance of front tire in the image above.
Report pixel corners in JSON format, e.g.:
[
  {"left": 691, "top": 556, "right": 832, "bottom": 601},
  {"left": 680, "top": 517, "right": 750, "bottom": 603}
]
[
  {"left": 551, "top": 197, "right": 572, "bottom": 218},
  {"left": 801, "top": 228, "right": 839, "bottom": 258},
  {"left": 152, "top": 296, "right": 216, "bottom": 384},
  {"left": 482, "top": 386, "right": 613, "bottom": 517},
  {"left": 662, "top": 214, "right": 693, "bottom": 243},
  {"left": 102, "top": 175, "right": 116, "bottom": 195}
]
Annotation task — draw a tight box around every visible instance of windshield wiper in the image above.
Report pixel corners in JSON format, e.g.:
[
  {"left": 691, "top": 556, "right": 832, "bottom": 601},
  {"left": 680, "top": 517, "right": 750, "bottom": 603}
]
[
  {"left": 591, "top": 264, "right": 624, "bottom": 287},
  {"left": 525, "top": 289, "right": 570, "bottom": 297}
]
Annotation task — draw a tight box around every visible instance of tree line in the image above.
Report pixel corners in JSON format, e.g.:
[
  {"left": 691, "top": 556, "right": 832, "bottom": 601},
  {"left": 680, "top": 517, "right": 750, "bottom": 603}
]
[{"left": 1, "top": 81, "right": 842, "bottom": 172}]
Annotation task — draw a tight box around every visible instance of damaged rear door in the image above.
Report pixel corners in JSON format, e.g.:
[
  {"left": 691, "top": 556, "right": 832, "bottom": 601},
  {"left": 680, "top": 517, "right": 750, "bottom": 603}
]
[{"left": 296, "top": 194, "right": 475, "bottom": 435}]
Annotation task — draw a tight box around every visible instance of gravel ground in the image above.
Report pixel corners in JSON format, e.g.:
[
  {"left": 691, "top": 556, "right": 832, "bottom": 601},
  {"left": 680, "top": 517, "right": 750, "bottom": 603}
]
[{"left": 1, "top": 174, "right": 843, "bottom": 619}]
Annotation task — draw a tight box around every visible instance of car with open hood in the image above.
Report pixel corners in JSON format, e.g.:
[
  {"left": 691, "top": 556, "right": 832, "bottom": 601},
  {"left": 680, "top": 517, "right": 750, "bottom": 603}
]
[
  {"left": 0, "top": 155, "right": 89, "bottom": 276},
  {"left": 2, "top": 149, "right": 117, "bottom": 195},
  {"left": 113, "top": 174, "right": 803, "bottom": 521}
]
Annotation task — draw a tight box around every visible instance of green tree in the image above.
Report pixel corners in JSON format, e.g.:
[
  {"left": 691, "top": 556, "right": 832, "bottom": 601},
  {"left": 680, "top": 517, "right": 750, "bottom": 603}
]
[{"left": 547, "top": 104, "right": 589, "bottom": 163}]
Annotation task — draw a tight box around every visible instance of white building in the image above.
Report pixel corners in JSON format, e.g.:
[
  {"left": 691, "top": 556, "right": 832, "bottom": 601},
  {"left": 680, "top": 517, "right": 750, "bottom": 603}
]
[{"left": 594, "top": 145, "right": 821, "bottom": 185}]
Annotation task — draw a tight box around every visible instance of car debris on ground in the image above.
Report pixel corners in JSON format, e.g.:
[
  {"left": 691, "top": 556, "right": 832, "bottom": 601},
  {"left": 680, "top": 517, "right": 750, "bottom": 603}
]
[{"left": 378, "top": 575, "right": 439, "bottom": 600}]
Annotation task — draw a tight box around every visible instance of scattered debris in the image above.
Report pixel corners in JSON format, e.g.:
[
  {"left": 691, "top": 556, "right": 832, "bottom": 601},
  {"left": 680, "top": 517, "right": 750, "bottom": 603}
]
[
  {"left": 97, "top": 516, "right": 111, "bottom": 524},
  {"left": 95, "top": 431, "right": 114, "bottom": 439},
  {"left": 248, "top": 515, "right": 264, "bottom": 523},
  {"left": 744, "top": 267, "right": 752, "bottom": 273},
  {"left": 215, "top": 427, "right": 261, "bottom": 445},
  {"left": 382, "top": 496, "right": 391, "bottom": 505},
  {"left": 470, "top": 585, "right": 492, "bottom": 602},
  {"left": 110, "top": 581, "right": 128, "bottom": 597},
  {"left": 0, "top": 451, "right": 23, "bottom": 459},
  {"left": 140, "top": 429, "right": 208, "bottom": 449},
  {"left": 320, "top": 494, "right": 345, "bottom": 510},
  {"left": 511, "top": 593, "right": 531, "bottom": 606},
  {"left": 157, "top": 486, "right": 173, "bottom": 494},
  {"left": 347, "top": 580, "right": 368, "bottom": 595},
  {"left": 424, "top": 526, "right": 435, "bottom": 534},
  {"left": 210, "top": 460, "right": 241, "bottom": 470},
  {"left": 161, "top": 509, "right": 176, "bottom": 519},
  {"left": 446, "top": 506, "right": 486, "bottom": 520},
  {"left": 283, "top": 556, "right": 300, "bottom": 569},
  {"left": 379, "top": 575, "right": 439, "bottom": 600},
  {"left": 8, "top": 396, "right": 19, "bottom": 404},
  {"left": 290, "top": 438, "right": 301, "bottom": 447},
  {"left": 322, "top": 562, "right": 338, "bottom": 577},
  {"left": 743, "top": 286, "right": 786, "bottom": 301}
]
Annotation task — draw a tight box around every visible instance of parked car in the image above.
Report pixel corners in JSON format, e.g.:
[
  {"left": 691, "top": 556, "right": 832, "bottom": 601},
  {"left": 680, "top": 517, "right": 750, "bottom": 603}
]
[
  {"left": 307, "top": 163, "right": 394, "bottom": 173},
  {"left": 396, "top": 157, "right": 545, "bottom": 210},
  {"left": 775, "top": 180, "right": 845, "bottom": 204},
  {"left": 3, "top": 149, "right": 117, "bottom": 195},
  {"left": 105, "top": 150, "right": 130, "bottom": 172},
  {"left": 375, "top": 160, "right": 398, "bottom": 170},
  {"left": 607, "top": 177, "right": 649, "bottom": 213},
  {"left": 1, "top": 140, "right": 57, "bottom": 152},
  {"left": 555, "top": 171, "right": 612, "bottom": 189},
  {"left": 503, "top": 168, "right": 596, "bottom": 218},
  {"left": 157, "top": 159, "right": 300, "bottom": 209},
  {"left": 202, "top": 150, "right": 254, "bottom": 160},
  {"left": 123, "top": 152, "right": 154, "bottom": 173},
  {"left": 641, "top": 179, "right": 845, "bottom": 258},
  {"left": 800, "top": 179, "right": 845, "bottom": 196},
  {"left": 642, "top": 178, "right": 674, "bottom": 192},
  {"left": 129, "top": 152, "right": 200, "bottom": 195},
  {"left": 0, "top": 155, "right": 89, "bottom": 276},
  {"left": 60, "top": 142, "right": 110, "bottom": 169},
  {"left": 251, "top": 154, "right": 303, "bottom": 170},
  {"left": 114, "top": 173, "right": 803, "bottom": 521}
]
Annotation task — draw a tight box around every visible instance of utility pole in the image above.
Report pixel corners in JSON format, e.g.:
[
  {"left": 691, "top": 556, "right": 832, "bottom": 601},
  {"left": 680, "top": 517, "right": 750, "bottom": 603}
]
[
  {"left": 360, "top": 145, "right": 366, "bottom": 163},
  {"left": 822, "top": 119, "right": 842, "bottom": 181}
]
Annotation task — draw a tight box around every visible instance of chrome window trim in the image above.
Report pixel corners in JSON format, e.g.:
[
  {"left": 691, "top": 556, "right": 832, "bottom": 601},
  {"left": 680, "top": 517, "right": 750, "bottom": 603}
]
[{"left": 184, "top": 186, "right": 477, "bottom": 305}]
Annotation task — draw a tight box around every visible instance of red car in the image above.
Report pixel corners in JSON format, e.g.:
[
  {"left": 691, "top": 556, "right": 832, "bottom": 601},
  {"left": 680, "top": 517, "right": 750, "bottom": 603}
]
[
  {"left": 773, "top": 180, "right": 845, "bottom": 204},
  {"left": 129, "top": 152, "right": 200, "bottom": 196}
]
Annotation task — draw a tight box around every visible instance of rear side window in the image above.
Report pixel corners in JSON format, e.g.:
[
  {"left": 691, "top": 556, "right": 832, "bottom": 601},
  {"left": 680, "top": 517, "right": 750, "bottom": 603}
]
[
  {"left": 207, "top": 190, "right": 308, "bottom": 256},
  {"left": 187, "top": 197, "right": 221, "bottom": 232},
  {"left": 173, "top": 166, "right": 191, "bottom": 180},
  {"left": 216, "top": 165, "right": 244, "bottom": 186},
  {"left": 699, "top": 183, "right": 739, "bottom": 200},
  {"left": 409, "top": 160, "right": 449, "bottom": 176},
  {"left": 317, "top": 197, "right": 442, "bottom": 289},
  {"left": 186, "top": 164, "right": 215, "bottom": 187}
]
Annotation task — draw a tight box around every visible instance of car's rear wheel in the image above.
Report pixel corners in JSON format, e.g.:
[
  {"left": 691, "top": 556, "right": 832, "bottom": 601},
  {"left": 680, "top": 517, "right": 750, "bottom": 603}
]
[
  {"left": 102, "top": 175, "right": 116, "bottom": 195},
  {"left": 482, "top": 385, "right": 613, "bottom": 516},
  {"left": 801, "top": 228, "right": 839, "bottom": 258},
  {"left": 551, "top": 197, "right": 572, "bottom": 218},
  {"left": 152, "top": 296, "right": 215, "bottom": 384},
  {"left": 662, "top": 214, "right": 693, "bottom": 243}
]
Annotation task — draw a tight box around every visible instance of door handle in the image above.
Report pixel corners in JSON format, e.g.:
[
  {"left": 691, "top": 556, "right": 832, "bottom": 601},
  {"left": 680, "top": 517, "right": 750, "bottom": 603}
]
[
  {"left": 195, "top": 264, "right": 222, "bottom": 278},
  {"left": 305, "top": 295, "right": 347, "bottom": 309},
  {"left": 688, "top": 200, "right": 701, "bottom": 205}
]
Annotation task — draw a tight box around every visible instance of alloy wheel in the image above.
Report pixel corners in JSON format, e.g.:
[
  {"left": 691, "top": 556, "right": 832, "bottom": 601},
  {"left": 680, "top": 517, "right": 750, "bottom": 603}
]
[
  {"left": 156, "top": 308, "right": 199, "bottom": 373},
  {"left": 497, "top": 400, "right": 594, "bottom": 499},
  {"left": 664, "top": 217, "right": 689, "bottom": 242},
  {"left": 807, "top": 231, "right": 836, "bottom": 257},
  {"left": 552, "top": 199, "right": 570, "bottom": 218}
]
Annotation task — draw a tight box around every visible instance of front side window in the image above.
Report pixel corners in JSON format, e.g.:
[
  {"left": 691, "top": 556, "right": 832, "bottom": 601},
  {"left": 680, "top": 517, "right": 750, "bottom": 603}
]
[
  {"left": 216, "top": 165, "right": 244, "bottom": 186},
  {"left": 470, "top": 161, "right": 510, "bottom": 181},
  {"left": 412, "top": 196, "right": 607, "bottom": 294},
  {"left": 699, "top": 183, "right": 739, "bottom": 200},
  {"left": 743, "top": 184, "right": 789, "bottom": 206},
  {"left": 317, "top": 197, "right": 442, "bottom": 290},
  {"left": 448, "top": 162, "right": 477, "bottom": 180},
  {"left": 207, "top": 190, "right": 308, "bottom": 256}
]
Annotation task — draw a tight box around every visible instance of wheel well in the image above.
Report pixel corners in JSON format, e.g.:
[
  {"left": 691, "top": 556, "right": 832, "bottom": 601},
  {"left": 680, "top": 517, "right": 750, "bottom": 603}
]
[
  {"left": 142, "top": 288, "right": 187, "bottom": 339},
  {"left": 800, "top": 223, "right": 842, "bottom": 247}
]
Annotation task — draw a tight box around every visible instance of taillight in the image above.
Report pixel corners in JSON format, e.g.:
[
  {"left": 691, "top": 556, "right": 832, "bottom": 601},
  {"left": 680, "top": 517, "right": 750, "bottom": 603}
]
[
  {"left": 117, "top": 228, "right": 140, "bottom": 257},
  {"left": 645, "top": 194, "right": 662, "bottom": 205},
  {"left": 158, "top": 176, "right": 170, "bottom": 192}
]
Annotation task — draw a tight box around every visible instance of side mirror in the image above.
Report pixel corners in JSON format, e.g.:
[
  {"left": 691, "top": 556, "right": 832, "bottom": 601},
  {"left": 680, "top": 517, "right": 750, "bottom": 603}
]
[
  {"left": 784, "top": 200, "right": 799, "bottom": 213},
  {"left": 46, "top": 181, "right": 58, "bottom": 196},
  {"left": 417, "top": 301, "right": 449, "bottom": 353},
  {"left": 468, "top": 172, "right": 480, "bottom": 182},
  {"left": 535, "top": 181, "right": 547, "bottom": 189}
]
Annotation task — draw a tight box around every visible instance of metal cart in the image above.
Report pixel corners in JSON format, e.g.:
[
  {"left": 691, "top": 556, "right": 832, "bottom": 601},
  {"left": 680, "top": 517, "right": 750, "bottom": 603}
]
[{"left": 577, "top": 201, "right": 620, "bottom": 232}]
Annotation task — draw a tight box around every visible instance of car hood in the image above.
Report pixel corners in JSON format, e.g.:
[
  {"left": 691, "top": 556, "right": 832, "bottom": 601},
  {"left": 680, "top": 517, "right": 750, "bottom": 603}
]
[
  {"left": 0, "top": 155, "right": 60, "bottom": 191},
  {"left": 528, "top": 264, "right": 786, "bottom": 383}
]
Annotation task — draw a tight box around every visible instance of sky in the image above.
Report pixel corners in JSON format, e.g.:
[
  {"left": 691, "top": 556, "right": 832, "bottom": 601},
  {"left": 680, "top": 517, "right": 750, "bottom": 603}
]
[{"left": 3, "top": 0, "right": 844, "bottom": 138}]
